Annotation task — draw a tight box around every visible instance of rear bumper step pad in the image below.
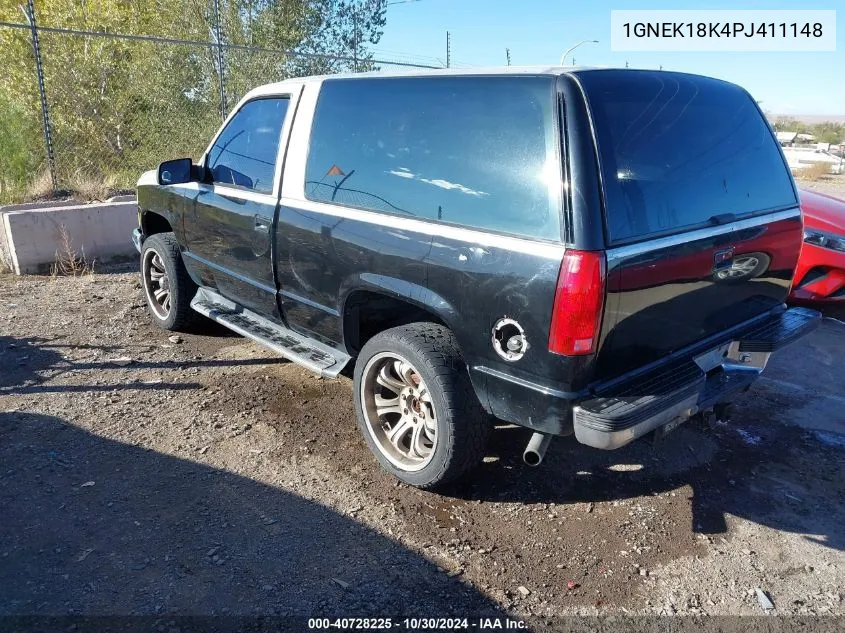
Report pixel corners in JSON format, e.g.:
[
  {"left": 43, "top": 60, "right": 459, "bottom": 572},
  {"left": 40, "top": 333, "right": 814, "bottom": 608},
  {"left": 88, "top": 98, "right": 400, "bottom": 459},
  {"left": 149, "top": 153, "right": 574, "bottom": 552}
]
[
  {"left": 574, "top": 306, "right": 820, "bottom": 449},
  {"left": 738, "top": 306, "right": 821, "bottom": 352}
]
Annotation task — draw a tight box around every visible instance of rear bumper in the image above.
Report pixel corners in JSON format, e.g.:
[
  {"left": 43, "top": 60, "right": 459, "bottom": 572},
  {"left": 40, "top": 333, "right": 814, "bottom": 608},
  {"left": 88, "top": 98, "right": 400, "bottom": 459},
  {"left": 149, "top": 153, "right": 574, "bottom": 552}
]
[{"left": 573, "top": 306, "right": 821, "bottom": 449}]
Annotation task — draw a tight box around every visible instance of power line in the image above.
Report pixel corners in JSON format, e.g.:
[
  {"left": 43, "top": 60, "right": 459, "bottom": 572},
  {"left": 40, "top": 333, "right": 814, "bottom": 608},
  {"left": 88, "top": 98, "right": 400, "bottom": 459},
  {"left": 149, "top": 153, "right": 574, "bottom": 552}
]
[
  {"left": 370, "top": 48, "right": 443, "bottom": 64},
  {"left": 0, "top": 20, "right": 439, "bottom": 68}
]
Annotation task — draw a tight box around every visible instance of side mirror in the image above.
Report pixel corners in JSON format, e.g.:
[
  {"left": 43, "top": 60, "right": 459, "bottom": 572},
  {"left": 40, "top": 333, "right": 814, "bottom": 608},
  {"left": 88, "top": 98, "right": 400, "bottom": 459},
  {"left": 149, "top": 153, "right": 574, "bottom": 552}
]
[{"left": 158, "top": 158, "right": 195, "bottom": 185}]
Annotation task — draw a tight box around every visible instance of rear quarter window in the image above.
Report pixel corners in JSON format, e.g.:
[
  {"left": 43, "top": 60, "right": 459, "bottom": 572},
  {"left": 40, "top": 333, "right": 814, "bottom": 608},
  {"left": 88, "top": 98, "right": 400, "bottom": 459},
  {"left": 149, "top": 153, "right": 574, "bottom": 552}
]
[
  {"left": 304, "top": 76, "right": 562, "bottom": 241},
  {"left": 578, "top": 70, "right": 797, "bottom": 244}
]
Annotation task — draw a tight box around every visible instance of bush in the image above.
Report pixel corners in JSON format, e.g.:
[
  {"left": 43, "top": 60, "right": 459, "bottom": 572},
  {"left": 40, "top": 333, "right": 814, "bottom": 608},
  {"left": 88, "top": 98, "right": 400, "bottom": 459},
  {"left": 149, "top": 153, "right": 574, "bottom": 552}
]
[
  {"left": 0, "top": 97, "right": 43, "bottom": 204},
  {"left": 794, "top": 162, "right": 832, "bottom": 181}
]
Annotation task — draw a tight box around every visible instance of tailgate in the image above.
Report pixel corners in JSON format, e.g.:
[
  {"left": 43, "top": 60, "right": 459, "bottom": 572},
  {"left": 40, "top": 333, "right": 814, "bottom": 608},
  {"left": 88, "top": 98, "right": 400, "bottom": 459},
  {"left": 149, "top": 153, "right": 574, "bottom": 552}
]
[
  {"left": 597, "top": 210, "right": 802, "bottom": 378},
  {"left": 575, "top": 70, "right": 801, "bottom": 379}
]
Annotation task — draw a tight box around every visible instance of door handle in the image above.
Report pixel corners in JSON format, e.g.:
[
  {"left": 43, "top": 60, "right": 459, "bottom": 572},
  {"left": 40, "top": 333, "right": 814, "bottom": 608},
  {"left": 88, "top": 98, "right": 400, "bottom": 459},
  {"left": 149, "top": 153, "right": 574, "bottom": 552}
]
[
  {"left": 713, "top": 247, "right": 735, "bottom": 271},
  {"left": 254, "top": 216, "right": 271, "bottom": 233}
]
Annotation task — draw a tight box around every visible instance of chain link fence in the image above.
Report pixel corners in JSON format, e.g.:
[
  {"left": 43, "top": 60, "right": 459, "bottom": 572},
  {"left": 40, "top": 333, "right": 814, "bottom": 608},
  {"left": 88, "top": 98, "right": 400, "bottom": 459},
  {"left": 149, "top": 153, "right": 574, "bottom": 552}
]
[{"left": 0, "top": 1, "right": 440, "bottom": 205}]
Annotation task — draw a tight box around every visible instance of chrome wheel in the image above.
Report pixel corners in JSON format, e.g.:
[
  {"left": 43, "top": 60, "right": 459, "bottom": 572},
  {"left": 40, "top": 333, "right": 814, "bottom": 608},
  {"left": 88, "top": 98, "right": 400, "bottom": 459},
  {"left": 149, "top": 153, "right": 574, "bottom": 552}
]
[
  {"left": 360, "top": 352, "right": 437, "bottom": 472},
  {"left": 717, "top": 255, "right": 760, "bottom": 280},
  {"left": 142, "top": 248, "right": 171, "bottom": 319}
]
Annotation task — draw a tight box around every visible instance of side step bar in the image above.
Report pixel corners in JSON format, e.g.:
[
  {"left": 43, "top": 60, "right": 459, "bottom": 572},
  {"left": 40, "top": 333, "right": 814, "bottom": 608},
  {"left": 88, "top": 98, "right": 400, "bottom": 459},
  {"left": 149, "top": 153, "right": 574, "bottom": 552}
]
[{"left": 191, "top": 288, "right": 350, "bottom": 378}]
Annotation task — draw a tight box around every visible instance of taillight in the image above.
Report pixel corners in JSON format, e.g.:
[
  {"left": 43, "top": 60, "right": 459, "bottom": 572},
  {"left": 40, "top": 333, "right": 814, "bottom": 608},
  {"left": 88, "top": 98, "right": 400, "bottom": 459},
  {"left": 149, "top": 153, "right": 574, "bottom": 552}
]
[{"left": 548, "top": 250, "right": 606, "bottom": 356}]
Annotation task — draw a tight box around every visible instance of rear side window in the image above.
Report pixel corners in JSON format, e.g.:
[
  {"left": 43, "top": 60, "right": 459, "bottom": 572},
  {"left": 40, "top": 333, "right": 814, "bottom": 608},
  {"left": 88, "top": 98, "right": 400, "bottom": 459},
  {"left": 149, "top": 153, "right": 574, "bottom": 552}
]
[
  {"left": 207, "top": 97, "right": 289, "bottom": 194},
  {"left": 304, "top": 76, "right": 561, "bottom": 241},
  {"left": 579, "top": 70, "right": 796, "bottom": 244}
]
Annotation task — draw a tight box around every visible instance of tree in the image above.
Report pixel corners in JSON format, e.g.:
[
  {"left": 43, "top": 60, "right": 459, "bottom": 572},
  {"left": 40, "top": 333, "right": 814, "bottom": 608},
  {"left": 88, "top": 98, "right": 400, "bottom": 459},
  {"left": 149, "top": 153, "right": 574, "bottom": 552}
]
[
  {"left": 0, "top": 0, "right": 388, "bottom": 201},
  {"left": 281, "top": 1, "right": 387, "bottom": 76},
  {"left": 810, "top": 121, "right": 845, "bottom": 145},
  {"left": 769, "top": 117, "right": 845, "bottom": 145},
  {"left": 771, "top": 117, "right": 808, "bottom": 134}
]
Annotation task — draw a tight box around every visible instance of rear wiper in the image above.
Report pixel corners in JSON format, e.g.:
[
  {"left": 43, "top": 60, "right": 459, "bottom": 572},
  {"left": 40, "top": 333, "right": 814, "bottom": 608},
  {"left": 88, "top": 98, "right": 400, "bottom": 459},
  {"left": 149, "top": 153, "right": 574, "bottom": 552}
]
[{"left": 709, "top": 213, "right": 737, "bottom": 225}]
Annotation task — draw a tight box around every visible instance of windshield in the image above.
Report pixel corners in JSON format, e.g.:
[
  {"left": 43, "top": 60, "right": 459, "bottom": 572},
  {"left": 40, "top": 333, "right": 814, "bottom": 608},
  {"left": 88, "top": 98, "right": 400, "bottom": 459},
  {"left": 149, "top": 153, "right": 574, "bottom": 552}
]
[{"left": 578, "top": 70, "right": 797, "bottom": 244}]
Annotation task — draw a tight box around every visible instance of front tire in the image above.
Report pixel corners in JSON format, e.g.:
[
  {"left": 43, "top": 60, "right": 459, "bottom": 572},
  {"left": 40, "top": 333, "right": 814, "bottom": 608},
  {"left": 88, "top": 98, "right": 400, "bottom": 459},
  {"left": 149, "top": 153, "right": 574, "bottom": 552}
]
[
  {"left": 353, "top": 323, "right": 490, "bottom": 490},
  {"left": 141, "top": 232, "right": 197, "bottom": 331}
]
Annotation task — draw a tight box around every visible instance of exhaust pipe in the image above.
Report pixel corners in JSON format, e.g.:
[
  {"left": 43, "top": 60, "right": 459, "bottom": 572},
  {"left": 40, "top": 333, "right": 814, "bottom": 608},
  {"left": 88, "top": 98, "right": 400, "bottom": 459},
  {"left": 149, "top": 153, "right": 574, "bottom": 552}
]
[{"left": 523, "top": 432, "right": 552, "bottom": 467}]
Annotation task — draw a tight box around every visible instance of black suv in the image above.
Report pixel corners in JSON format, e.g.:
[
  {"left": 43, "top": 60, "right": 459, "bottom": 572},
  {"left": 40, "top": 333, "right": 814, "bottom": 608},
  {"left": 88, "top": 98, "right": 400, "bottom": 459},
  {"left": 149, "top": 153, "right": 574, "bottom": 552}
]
[{"left": 133, "top": 67, "right": 819, "bottom": 489}]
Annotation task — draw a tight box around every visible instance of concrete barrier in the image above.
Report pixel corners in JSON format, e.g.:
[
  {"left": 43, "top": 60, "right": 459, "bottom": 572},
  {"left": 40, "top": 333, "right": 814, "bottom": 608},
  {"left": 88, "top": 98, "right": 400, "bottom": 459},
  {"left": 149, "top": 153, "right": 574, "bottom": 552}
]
[{"left": 0, "top": 198, "right": 138, "bottom": 274}]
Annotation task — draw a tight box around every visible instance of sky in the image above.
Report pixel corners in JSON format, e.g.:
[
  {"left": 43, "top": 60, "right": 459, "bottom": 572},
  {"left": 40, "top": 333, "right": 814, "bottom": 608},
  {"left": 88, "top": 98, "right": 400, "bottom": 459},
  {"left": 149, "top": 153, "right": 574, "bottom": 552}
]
[{"left": 376, "top": 0, "right": 844, "bottom": 116}]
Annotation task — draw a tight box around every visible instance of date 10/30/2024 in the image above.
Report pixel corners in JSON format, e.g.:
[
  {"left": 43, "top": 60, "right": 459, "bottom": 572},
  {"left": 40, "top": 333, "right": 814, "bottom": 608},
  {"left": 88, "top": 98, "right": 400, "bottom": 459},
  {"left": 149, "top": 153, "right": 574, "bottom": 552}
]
[{"left": 307, "top": 617, "right": 529, "bottom": 630}]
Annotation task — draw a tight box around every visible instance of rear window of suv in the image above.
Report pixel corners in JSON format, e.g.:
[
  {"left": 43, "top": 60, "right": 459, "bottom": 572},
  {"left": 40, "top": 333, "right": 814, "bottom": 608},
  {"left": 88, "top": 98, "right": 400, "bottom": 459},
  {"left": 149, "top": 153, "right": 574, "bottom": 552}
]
[
  {"left": 578, "top": 70, "right": 797, "bottom": 244},
  {"left": 304, "top": 76, "right": 561, "bottom": 241}
]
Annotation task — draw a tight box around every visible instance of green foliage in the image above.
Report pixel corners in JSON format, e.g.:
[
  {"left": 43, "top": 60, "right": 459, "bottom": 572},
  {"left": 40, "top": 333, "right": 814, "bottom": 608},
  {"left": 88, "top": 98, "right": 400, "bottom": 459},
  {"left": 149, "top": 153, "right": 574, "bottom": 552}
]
[
  {"left": 0, "top": 0, "right": 388, "bottom": 203},
  {"left": 0, "top": 97, "right": 43, "bottom": 204},
  {"left": 809, "top": 121, "right": 845, "bottom": 145},
  {"left": 771, "top": 117, "right": 845, "bottom": 145}
]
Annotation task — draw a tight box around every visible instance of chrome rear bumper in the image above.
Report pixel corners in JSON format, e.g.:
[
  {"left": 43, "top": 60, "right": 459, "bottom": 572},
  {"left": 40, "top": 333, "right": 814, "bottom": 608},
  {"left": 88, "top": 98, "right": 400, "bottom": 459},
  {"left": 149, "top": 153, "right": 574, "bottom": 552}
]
[{"left": 573, "top": 307, "right": 821, "bottom": 450}]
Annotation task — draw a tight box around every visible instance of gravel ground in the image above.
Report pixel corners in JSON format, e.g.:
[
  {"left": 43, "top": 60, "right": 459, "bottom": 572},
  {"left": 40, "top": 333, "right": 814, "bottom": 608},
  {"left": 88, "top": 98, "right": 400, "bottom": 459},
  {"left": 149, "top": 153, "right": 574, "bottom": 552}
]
[{"left": 0, "top": 270, "right": 843, "bottom": 623}]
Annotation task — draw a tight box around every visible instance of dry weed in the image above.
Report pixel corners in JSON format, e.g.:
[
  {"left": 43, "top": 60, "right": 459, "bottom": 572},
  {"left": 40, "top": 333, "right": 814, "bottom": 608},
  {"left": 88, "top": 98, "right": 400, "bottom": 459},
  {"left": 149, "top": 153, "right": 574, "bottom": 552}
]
[
  {"left": 50, "top": 224, "right": 95, "bottom": 278},
  {"left": 794, "top": 162, "right": 832, "bottom": 181},
  {"left": 25, "top": 170, "right": 55, "bottom": 201},
  {"left": 70, "top": 172, "right": 118, "bottom": 202}
]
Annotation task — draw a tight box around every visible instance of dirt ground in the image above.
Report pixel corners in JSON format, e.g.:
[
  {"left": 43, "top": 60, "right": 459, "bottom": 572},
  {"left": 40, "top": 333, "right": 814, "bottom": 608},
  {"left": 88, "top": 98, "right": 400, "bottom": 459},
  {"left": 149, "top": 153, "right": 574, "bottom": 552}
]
[{"left": 1, "top": 270, "right": 843, "bottom": 623}]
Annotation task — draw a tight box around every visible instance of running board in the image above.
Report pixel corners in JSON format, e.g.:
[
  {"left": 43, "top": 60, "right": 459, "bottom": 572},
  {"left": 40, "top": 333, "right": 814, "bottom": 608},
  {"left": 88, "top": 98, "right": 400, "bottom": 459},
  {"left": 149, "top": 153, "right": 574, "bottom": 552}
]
[{"left": 191, "top": 288, "right": 350, "bottom": 377}]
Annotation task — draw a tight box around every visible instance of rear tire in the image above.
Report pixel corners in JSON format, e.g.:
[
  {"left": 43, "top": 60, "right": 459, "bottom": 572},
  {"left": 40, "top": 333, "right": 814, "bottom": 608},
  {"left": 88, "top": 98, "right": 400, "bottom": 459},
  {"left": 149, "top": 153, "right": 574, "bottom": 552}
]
[
  {"left": 353, "top": 323, "right": 490, "bottom": 490},
  {"left": 140, "top": 232, "right": 197, "bottom": 331}
]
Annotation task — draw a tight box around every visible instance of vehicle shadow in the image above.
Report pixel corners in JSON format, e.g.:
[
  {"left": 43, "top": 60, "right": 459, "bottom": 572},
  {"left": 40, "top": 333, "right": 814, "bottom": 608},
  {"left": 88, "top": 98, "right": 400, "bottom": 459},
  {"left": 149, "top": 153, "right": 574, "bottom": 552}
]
[
  {"left": 449, "top": 417, "right": 844, "bottom": 552},
  {"left": 0, "top": 412, "right": 499, "bottom": 617},
  {"left": 0, "top": 335, "right": 67, "bottom": 390},
  {"left": 440, "top": 295, "right": 844, "bottom": 552},
  {"left": 0, "top": 335, "right": 282, "bottom": 394}
]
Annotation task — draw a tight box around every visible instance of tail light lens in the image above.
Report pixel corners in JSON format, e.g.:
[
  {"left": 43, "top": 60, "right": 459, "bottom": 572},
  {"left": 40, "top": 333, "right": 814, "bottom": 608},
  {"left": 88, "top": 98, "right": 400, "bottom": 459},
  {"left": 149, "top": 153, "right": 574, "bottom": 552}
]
[{"left": 548, "top": 250, "right": 606, "bottom": 356}]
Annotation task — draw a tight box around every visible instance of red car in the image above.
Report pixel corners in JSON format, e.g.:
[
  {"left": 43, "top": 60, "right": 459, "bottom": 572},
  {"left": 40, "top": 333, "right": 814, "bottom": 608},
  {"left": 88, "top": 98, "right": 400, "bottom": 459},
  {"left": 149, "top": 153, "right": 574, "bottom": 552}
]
[{"left": 791, "top": 189, "right": 845, "bottom": 302}]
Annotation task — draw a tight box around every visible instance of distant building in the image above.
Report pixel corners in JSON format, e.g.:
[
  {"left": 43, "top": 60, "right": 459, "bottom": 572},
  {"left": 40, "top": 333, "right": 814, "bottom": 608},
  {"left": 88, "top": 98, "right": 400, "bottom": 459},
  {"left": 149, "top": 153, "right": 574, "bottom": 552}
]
[
  {"left": 776, "top": 131, "right": 798, "bottom": 146},
  {"left": 776, "top": 131, "right": 815, "bottom": 147}
]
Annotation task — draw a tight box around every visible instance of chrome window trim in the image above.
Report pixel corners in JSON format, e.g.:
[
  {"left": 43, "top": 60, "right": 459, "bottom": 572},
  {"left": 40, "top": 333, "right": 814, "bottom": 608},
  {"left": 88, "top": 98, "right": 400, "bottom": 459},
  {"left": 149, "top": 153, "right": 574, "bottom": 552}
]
[
  {"left": 280, "top": 197, "right": 566, "bottom": 259},
  {"left": 605, "top": 207, "right": 802, "bottom": 264}
]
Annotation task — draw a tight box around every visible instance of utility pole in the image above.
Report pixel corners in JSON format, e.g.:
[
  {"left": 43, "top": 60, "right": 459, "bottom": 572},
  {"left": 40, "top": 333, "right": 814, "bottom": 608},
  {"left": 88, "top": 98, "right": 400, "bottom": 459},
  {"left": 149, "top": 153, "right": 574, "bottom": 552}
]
[
  {"left": 446, "top": 31, "right": 451, "bottom": 68},
  {"left": 24, "top": 0, "right": 56, "bottom": 193},
  {"left": 506, "top": 48, "right": 511, "bottom": 66},
  {"left": 353, "top": 11, "right": 359, "bottom": 72},
  {"left": 212, "top": 0, "right": 226, "bottom": 121}
]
